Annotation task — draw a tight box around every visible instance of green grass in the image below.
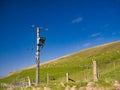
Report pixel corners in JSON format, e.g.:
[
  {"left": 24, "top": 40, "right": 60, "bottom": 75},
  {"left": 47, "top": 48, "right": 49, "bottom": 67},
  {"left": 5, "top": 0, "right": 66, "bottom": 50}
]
[{"left": 0, "top": 41, "right": 120, "bottom": 89}]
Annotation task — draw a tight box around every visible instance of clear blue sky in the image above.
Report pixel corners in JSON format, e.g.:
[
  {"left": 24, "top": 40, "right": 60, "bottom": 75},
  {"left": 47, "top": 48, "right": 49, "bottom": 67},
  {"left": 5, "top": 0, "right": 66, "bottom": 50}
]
[{"left": 0, "top": 0, "right": 120, "bottom": 77}]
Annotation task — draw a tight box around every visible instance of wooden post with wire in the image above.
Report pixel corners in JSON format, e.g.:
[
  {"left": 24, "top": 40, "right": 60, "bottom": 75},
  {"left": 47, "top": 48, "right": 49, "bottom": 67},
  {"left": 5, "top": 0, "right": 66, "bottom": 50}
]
[{"left": 66, "top": 73, "right": 69, "bottom": 83}]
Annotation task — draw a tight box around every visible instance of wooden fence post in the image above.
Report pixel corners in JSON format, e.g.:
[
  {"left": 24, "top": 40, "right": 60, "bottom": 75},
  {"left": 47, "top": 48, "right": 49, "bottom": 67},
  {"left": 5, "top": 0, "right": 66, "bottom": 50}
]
[
  {"left": 27, "top": 76, "right": 31, "bottom": 86},
  {"left": 114, "top": 62, "right": 117, "bottom": 79},
  {"left": 47, "top": 73, "right": 49, "bottom": 84},
  {"left": 84, "top": 69, "right": 87, "bottom": 81},
  {"left": 93, "top": 61, "right": 98, "bottom": 81},
  {"left": 66, "top": 73, "right": 69, "bottom": 83}
]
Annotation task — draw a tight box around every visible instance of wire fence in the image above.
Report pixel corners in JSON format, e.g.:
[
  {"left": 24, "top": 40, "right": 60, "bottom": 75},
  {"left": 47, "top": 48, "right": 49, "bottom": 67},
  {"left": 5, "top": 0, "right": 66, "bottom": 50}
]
[
  {"left": 1, "top": 59, "right": 120, "bottom": 89},
  {"left": 39, "top": 59, "right": 120, "bottom": 84}
]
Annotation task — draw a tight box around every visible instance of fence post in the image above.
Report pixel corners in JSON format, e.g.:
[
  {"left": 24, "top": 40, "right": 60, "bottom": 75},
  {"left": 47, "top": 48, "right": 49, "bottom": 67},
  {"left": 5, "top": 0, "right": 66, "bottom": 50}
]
[
  {"left": 114, "top": 62, "right": 117, "bottom": 79},
  {"left": 47, "top": 73, "right": 49, "bottom": 84},
  {"left": 28, "top": 76, "right": 31, "bottom": 86},
  {"left": 66, "top": 73, "right": 69, "bottom": 83},
  {"left": 93, "top": 61, "right": 98, "bottom": 81},
  {"left": 84, "top": 69, "right": 87, "bottom": 81}
]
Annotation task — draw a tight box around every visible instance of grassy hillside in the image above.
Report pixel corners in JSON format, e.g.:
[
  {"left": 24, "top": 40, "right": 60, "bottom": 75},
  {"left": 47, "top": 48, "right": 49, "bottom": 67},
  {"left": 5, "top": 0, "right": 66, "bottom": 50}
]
[{"left": 0, "top": 41, "right": 120, "bottom": 88}]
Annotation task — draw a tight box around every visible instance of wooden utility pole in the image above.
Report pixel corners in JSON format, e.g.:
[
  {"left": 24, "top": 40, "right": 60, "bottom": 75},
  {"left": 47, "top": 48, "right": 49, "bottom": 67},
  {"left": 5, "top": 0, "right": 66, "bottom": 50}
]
[
  {"left": 93, "top": 61, "right": 98, "bottom": 81},
  {"left": 35, "top": 27, "right": 46, "bottom": 85},
  {"left": 36, "top": 27, "right": 40, "bottom": 85}
]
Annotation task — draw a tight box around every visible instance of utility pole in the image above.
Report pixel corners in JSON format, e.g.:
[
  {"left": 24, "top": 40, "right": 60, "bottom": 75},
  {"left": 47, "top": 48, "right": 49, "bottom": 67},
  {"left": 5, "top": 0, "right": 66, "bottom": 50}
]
[
  {"left": 36, "top": 27, "right": 40, "bottom": 85},
  {"left": 35, "top": 27, "right": 46, "bottom": 85}
]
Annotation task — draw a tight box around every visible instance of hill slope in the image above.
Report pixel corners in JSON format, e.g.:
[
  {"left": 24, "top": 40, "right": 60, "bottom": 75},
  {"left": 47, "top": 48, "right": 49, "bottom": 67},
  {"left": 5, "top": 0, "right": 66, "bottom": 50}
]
[{"left": 0, "top": 41, "right": 120, "bottom": 85}]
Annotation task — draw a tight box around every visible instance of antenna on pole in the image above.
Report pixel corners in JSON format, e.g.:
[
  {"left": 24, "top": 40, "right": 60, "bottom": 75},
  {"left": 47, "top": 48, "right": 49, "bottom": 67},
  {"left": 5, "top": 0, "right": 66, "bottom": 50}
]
[{"left": 32, "top": 25, "right": 47, "bottom": 85}]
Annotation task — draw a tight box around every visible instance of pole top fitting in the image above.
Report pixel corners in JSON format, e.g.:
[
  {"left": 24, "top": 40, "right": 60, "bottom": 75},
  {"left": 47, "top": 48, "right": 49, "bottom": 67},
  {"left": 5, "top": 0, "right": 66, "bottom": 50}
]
[{"left": 36, "top": 27, "right": 40, "bottom": 30}]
